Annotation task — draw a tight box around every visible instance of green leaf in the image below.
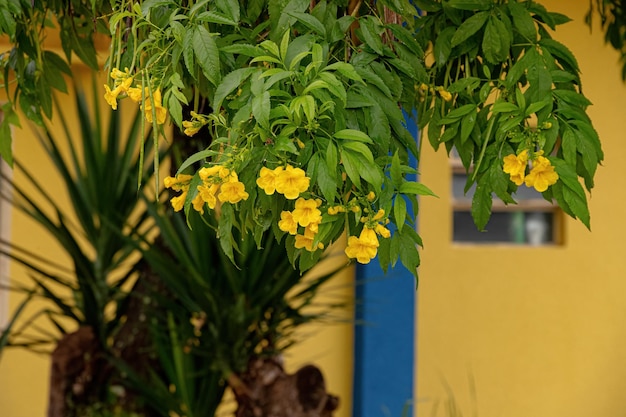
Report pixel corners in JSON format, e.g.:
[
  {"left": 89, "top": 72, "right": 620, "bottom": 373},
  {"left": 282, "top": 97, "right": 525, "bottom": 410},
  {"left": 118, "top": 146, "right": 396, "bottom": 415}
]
[
  {"left": 38, "top": 78, "right": 53, "bottom": 119},
  {"left": 284, "top": 34, "right": 315, "bottom": 71},
  {"left": 488, "top": 159, "right": 516, "bottom": 204},
  {"left": 217, "top": 203, "right": 237, "bottom": 264},
  {"left": 390, "top": 152, "right": 403, "bottom": 189},
  {"left": 43, "top": 53, "right": 69, "bottom": 93},
  {"left": 250, "top": 55, "right": 283, "bottom": 65},
  {"left": 355, "top": 66, "right": 393, "bottom": 98},
  {"left": 220, "top": 44, "right": 263, "bottom": 57},
  {"left": 358, "top": 157, "right": 384, "bottom": 191},
  {"left": 0, "top": 7, "right": 16, "bottom": 37},
  {"left": 508, "top": 1, "right": 537, "bottom": 41},
  {"left": 447, "top": 0, "right": 492, "bottom": 10},
  {"left": 553, "top": 89, "right": 592, "bottom": 108},
  {"left": 183, "top": 29, "right": 195, "bottom": 76},
  {"left": 414, "top": 0, "right": 441, "bottom": 12},
  {"left": 297, "top": 95, "right": 316, "bottom": 123},
  {"left": 197, "top": 11, "right": 238, "bottom": 25},
  {"left": 377, "top": 233, "right": 391, "bottom": 273},
  {"left": 326, "top": 141, "right": 338, "bottom": 173},
  {"left": 316, "top": 158, "right": 338, "bottom": 202},
  {"left": 505, "top": 46, "right": 537, "bottom": 87},
  {"left": 460, "top": 111, "right": 476, "bottom": 144},
  {"left": 471, "top": 175, "right": 493, "bottom": 230},
  {"left": 440, "top": 123, "right": 459, "bottom": 143},
  {"left": 167, "top": 93, "right": 183, "bottom": 127},
  {"left": 450, "top": 11, "right": 489, "bottom": 47},
  {"left": 70, "top": 33, "right": 99, "bottom": 70},
  {"left": 359, "top": 16, "right": 384, "bottom": 55},
  {"left": 491, "top": 101, "right": 519, "bottom": 113},
  {"left": 216, "top": 0, "right": 240, "bottom": 22},
  {"left": 398, "top": 230, "right": 420, "bottom": 277},
  {"left": 341, "top": 141, "right": 374, "bottom": 163},
  {"left": 571, "top": 119, "right": 603, "bottom": 161},
  {"left": 279, "top": 30, "right": 290, "bottom": 61},
  {"left": 193, "top": 26, "right": 221, "bottom": 86},
  {"left": 563, "top": 183, "right": 590, "bottom": 229},
  {"left": 324, "top": 62, "right": 364, "bottom": 83},
  {"left": 387, "top": 58, "right": 419, "bottom": 80},
  {"left": 318, "top": 71, "right": 347, "bottom": 104},
  {"left": 539, "top": 38, "right": 580, "bottom": 72},
  {"left": 365, "top": 103, "right": 390, "bottom": 146},
  {"left": 551, "top": 69, "right": 578, "bottom": 83},
  {"left": 274, "top": 136, "right": 299, "bottom": 154},
  {"left": 386, "top": 24, "right": 425, "bottom": 57},
  {"left": 394, "top": 194, "right": 407, "bottom": 232},
  {"left": 339, "top": 148, "right": 361, "bottom": 188},
  {"left": 399, "top": 182, "right": 437, "bottom": 197},
  {"left": 524, "top": 97, "right": 551, "bottom": 116},
  {"left": 213, "top": 67, "right": 258, "bottom": 110},
  {"left": 572, "top": 127, "right": 599, "bottom": 182},
  {"left": 525, "top": 62, "right": 553, "bottom": 103},
  {"left": 302, "top": 79, "right": 329, "bottom": 95},
  {"left": 427, "top": 103, "right": 443, "bottom": 150},
  {"left": 482, "top": 16, "right": 510, "bottom": 64},
  {"left": 515, "top": 88, "right": 526, "bottom": 112},
  {"left": 269, "top": 0, "right": 309, "bottom": 40},
  {"left": 561, "top": 127, "right": 577, "bottom": 166},
  {"left": 552, "top": 158, "right": 585, "bottom": 200},
  {"left": 439, "top": 103, "right": 477, "bottom": 123},
  {"left": 252, "top": 90, "right": 271, "bottom": 129},
  {"left": 177, "top": 149, "right": 215, "bottom": 174},
  {"left": 287, "top": 11, "right": 326, "bottom": 35},
  {"left": 334, "top": 129, "right": 373, "bottom": 143},
  {"left": 434, "top": 27, "right": 456, "bottom": 67}
]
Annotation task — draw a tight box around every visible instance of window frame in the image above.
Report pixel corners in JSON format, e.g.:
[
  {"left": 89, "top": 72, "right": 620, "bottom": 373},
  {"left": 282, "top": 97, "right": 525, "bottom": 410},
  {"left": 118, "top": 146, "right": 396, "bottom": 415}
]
[{"left": 450, "top": 156, "right": 564, "bottom": 245}]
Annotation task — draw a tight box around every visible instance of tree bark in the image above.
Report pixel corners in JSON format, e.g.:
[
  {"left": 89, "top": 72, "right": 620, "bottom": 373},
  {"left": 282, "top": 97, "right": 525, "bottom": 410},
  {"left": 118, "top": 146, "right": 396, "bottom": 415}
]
[
  {"left": 231, "top": 356, "right": 339, "bottom": 417},
  {"left": 47, "top": 326, "right": 106, "bottom": 417}
]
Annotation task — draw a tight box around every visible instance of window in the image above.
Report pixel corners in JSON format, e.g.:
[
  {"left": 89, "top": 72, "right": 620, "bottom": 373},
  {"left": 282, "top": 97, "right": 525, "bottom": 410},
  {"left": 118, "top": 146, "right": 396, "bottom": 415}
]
[{"left": 451, "top": 156, "right": 562, "bottom": 245}]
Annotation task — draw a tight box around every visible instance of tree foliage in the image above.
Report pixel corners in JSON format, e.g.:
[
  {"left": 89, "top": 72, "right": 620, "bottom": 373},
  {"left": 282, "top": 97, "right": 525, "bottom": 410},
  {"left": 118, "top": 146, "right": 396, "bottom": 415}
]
[{"left": 0, "top": 0, "right": 604, "bottom": 280}]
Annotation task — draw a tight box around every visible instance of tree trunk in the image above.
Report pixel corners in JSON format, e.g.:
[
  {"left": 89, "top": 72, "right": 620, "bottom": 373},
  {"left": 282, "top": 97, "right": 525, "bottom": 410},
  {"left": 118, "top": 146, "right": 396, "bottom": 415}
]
[
  {"left": 231, "top": 357, "right": 339, "bottom": 417},
  {"left": 47, "top": 326, "right": 106, "bottom": 417}
]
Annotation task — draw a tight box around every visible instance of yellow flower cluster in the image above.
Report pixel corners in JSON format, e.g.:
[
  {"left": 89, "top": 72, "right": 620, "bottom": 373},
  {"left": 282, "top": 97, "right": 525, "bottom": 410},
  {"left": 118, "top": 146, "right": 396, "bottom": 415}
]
[
  {"left": 255, "top": 164, "right": 392, "bottom": 262},
  {"left": 256, "top": 164, "right": 310, "bottom": 199},
  {"left": 164, "top": 166, "right": 249, "bottom": 214},
  {"left": 196, "top": 166, "right": 249, "bottom": 211},
  {"left": 435, "top": 86, "right": 453, "bottom": 102},
  {"left": 503, "top": 150, "right": 559, "bottom": 192},
  {"left": 257, "top": 164, "right": 323, "bottom": 251},
  {"left": 104, "top": 68, "right": 167, "bottom": 125},
  {"left": 278, "top": 198, "right": 324, "bottom": 252},
  {"left": 182, "top": 111, "right": 209, "bottom": 136},
  {"left": 345, "top": 208, "right": 391, "bottom": 264},
  {"left": 345, "top": 228, "right": 379, "bottom": 264},
  {"left": 163, "top": 174, "right": 197, "bottom": 212}
]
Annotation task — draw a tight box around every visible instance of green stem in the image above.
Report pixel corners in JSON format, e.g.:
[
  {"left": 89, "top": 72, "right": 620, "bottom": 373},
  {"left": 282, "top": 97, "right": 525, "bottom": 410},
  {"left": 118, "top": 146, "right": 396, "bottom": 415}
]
[{"left": 472, "top": 113, "right": 498, "bottom": 181}]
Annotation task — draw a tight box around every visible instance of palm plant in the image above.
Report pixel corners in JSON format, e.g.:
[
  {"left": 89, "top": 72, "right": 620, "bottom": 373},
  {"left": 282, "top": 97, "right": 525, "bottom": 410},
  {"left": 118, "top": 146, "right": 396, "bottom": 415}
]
[
  {"left": 125, "top": 202, "right": 344, "bottom": 417},
  {"left": 0, "top": 81, "right": 159, "bottom": 415}
]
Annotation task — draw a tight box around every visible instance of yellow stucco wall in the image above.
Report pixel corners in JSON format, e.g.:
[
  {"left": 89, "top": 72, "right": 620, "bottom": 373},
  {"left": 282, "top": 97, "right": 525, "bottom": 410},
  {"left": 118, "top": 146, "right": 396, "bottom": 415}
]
[
  {"left": 416, "top": 1, "right": 626, "bottom": 416},
  {"left": 0, "top": 68, "right": 105, "bottom": 417},
  {"left": 0, "top": 65, "right": 354, "bottom": 417}
]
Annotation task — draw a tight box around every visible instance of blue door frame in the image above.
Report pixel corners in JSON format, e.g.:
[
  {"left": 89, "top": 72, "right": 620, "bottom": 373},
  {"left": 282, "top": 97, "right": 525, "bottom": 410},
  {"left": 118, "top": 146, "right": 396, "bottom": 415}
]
[{"left": 352, "top": 116, "right": 418, "bottom": 417}]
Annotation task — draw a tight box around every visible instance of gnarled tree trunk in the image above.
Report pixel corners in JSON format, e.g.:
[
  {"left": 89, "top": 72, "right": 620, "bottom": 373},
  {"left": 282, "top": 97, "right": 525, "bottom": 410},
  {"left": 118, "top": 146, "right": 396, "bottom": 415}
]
[{"left": 231, "top": 357, "right": 339, "bottom": 417}]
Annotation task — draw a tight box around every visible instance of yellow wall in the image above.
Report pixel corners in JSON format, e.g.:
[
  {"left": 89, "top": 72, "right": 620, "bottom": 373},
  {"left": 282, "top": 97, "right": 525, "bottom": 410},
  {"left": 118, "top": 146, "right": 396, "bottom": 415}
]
[
  {"left": 0, "top": 67, "right": 102, "bottom": 417},
  {"left": 416, "top": 1, "right": 626, "bottom": 416}
]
